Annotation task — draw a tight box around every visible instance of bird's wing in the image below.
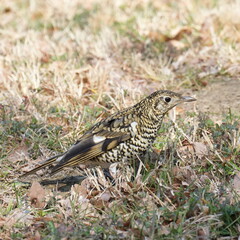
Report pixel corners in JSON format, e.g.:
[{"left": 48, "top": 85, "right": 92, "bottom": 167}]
[
  {"left": 50, "top": 129, "right": 131, "bottom": 173},
  {"left": 51, "top": 113, "right": 138, "bottom": 173},
  {"left": 20, "top": 154, "right": 63, "bottom": 177},
  {"left": 20, "top": 115, "right": 134, "bottom": 177}
]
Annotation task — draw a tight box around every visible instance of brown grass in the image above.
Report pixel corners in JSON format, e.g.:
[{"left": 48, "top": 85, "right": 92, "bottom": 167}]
[{"left": 0, "top": 0, "right": 240, "bottom": 239}]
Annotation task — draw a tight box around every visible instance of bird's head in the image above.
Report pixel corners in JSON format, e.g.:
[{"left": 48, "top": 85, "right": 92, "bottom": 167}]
[{"left": 145, "top": 90, "right": 196, "bottom": 117}]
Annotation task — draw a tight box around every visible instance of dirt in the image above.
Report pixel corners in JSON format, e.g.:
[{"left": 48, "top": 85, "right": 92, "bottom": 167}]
[{"left": 185, "top": 78, "right": 240, "bottom": 121}]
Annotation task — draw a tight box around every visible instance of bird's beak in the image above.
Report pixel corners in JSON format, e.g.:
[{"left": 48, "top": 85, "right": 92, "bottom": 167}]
[{"left": 181, "top": 95, "right": 196, "bottom": 102}]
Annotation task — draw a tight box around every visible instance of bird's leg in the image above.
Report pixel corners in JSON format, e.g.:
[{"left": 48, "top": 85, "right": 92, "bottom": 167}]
[{"left": 103, "top": 168, "right": 115, "bottom": 185}]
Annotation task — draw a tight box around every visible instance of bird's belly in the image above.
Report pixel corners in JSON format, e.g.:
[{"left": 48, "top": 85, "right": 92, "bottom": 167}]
[{"left": 96, "top": 136, "right": 154, "bottom": 164}]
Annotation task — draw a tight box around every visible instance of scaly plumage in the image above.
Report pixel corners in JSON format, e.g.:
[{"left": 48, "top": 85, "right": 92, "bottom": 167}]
[{"left": 20, "top": 90, "right": 196, "bottom": 177}]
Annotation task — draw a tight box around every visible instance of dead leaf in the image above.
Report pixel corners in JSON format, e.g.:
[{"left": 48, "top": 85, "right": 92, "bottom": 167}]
[
  {"left": 99, "top": 191, "right": 111, "bottom": 202},
  {"left": 33, "top": 230, "right": 41, "bottom": 240},
  {"left": 202, "top": 205, "right": 210, "bottom": 215},
  {"left": 47, "top": 116, "right": 69, "bottom": 127},
  {"left": 70, "top": 184, "right": 89, "bottom": 203},
  {"left": 56, "top": 224, "right": 74, "bottom": 238},
  {"left": 170, "top": 27, "right": 192, "bottom": 41},
  {"left": 90, "top": 199, "right": 108, "bottom": 209},
  {"left": 168, "top": 40, "right": 186, "bottom": 50},
  {"left": 197, "top": 227, "right": 210, "bottom": 240},
  {"left": 71, "top": 184, "right": 88, "bottom": 198},
  {"left": 3, "top": 208, "right": 34, "bottom": 229},
  {"left": 177, "top": 143, "right": 194, "bottom": 159},
  {"left": 178, "top": 141, "right": 209, "bottom": 160},
  {"left": 159, "top": 225, "right": 170, "bottom": 235},
  {"left": 0, "top": 217, "right": 6, "bottom": 228},
  {"left": 27, "top": 181, "right": 46, "bottom": 208},
  {"left": 33, "top": 216, "right": 56, "bottom": 222},
  {"left": 148, "top": 27, "right": 192, "bottom": 42},
  {"left": 148, "top": 31, "right": 168, "bottom": 42},
  {"left": 200, "top": 16, "right": 215, "bottom": 46},
  {"left": 172, "top": 166, "right": 197, "bottom": 186},
  {"left": 193, "top": 142, "right": 209, "bottom": 159},
  {"left": 3, "top": 7, "right": 11, "bottom": 13},
  {"left": 40, "top": 51, "right": 51, "bottom": 64},
  {"left": 7, "top": 143, "right": 29, "bottom": 163}
]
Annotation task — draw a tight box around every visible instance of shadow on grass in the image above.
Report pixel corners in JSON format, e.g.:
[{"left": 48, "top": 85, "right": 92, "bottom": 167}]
[{"left": 18, "top": 175, "right": 86, "bottom": 192}]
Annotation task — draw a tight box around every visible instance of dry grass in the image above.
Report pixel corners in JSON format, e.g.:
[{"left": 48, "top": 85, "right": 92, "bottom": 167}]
[{"left": 0, "top": 0, "right": 240, "bottom": 239}]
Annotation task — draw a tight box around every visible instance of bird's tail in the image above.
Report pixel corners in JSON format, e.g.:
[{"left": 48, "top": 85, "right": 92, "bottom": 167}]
[{"left": 20, "top": 154, "right": 63, "bottom": 178}]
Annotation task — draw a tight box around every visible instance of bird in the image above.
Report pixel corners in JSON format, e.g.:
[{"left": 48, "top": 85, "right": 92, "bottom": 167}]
[{"left": 20, "top": 90, "right": 196, "bottom": 178}]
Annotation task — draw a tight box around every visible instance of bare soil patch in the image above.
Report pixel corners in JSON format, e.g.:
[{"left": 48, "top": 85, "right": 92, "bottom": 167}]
[{"left": 184, "top": 78, "right": 240, "bottom": 120}]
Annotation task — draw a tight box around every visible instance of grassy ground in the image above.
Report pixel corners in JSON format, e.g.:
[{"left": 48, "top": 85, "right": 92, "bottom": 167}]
[{"left": 0, "top": 0, "right": 240, "bottom": 239}]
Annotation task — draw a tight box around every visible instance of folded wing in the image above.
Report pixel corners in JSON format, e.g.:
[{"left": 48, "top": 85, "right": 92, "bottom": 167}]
[
  {"left": 51, "top": 129, "right": 130, "bottom": 174},
  {"left": 20, "top": 126, "right": 131, "bottom": 177}
]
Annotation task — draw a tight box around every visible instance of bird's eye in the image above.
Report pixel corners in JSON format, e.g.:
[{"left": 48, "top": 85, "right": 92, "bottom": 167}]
[{"left": 164, "top": 97, "right": 171, "bottom": 103}]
